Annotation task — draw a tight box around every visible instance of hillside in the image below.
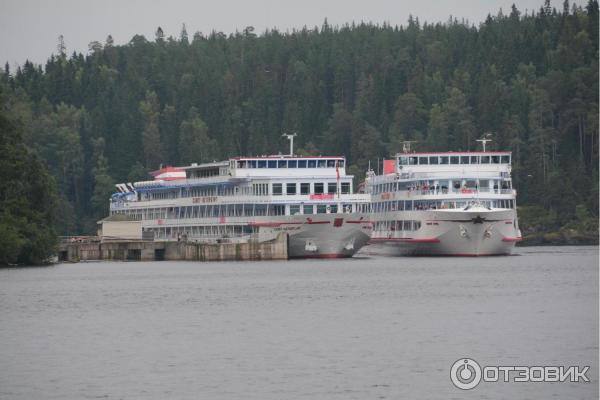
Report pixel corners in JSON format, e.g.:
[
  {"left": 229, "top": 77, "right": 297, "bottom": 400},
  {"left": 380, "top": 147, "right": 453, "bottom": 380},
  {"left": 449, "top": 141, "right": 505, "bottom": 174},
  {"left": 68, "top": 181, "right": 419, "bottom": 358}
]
[{"left": 1, "top": 0, "right": 598, "bottom": 240}]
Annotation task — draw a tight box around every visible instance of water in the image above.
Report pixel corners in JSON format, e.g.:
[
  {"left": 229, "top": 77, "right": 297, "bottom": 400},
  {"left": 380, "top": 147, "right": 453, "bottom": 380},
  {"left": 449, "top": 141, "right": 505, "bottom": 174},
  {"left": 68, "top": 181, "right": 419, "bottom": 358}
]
[{"left": 0, "top": 246, "right": 597, "bottom": 399}]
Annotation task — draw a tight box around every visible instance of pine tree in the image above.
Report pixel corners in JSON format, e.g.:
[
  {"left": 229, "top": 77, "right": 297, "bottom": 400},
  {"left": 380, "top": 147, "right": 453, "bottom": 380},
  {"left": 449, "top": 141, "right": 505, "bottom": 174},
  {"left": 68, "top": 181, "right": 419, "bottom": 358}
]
[
  {"left": 178, "top": 107, "right": 215, "bottom": 164},
  {"left": 139, "top": 91, "right": 164, "bottom": 169},
  {"left": 90, "top": 137, "right": 114, "bottom": 223}
]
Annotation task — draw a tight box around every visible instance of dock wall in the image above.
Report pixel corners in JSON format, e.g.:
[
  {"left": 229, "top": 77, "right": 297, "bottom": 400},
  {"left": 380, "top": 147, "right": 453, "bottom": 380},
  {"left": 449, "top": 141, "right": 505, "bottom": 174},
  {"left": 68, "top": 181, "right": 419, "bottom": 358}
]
[{"left": 58, "top": 234, "right": 288, "bottom": 262}]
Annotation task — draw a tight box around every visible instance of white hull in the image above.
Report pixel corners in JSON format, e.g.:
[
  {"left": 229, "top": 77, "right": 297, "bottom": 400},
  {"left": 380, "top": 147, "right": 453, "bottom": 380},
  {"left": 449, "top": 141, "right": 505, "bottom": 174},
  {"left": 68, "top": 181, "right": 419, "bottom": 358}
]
[
  {"left": 364, "top": 207, "right": 521, "bottom": 256},
  {"left": 286, "top": 216, "right": 371, "bottom": 258}
]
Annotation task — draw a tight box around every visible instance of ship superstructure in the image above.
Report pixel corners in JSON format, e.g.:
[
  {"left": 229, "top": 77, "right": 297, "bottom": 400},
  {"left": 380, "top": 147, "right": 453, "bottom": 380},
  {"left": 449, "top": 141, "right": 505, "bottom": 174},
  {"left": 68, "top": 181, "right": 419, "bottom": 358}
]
[
  {"left": 364, "top": 144, "right": 521, "bottom": 256},
  {"left": 110, "top": 153, "right": 372, "bottom": 258}
]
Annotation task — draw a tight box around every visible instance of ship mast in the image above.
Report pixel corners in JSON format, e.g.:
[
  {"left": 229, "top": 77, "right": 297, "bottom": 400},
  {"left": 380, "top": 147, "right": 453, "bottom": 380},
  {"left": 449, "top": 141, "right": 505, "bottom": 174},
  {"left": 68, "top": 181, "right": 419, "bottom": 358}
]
[
  {"left": 476, "top": 134, "right": 493, "bottom": 152},
  {"left": 282, "top": 132, "right": 297, "bottom": 156},
  {"left": 401, "top": 140, "right": 417, "bottom": 153}
]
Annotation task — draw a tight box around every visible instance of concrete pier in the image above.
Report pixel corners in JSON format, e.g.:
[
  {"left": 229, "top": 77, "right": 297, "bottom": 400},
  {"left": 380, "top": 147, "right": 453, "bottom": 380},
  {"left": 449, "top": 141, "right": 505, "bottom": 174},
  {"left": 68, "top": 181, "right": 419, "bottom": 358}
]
[{"left": 58, "top": 234, "right": 288, "bottom": 262}]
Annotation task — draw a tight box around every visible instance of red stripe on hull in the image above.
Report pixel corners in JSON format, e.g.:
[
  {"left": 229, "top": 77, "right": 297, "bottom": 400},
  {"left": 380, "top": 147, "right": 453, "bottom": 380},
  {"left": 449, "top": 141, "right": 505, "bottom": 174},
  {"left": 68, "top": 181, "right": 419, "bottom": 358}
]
[
  {"left": 369, "top": 238, "right": 440, "bottom": 243},
  {"left": 290, "top": 253, "right": 351, "bottom": 259},
  {"left": 502, "top": 236, "right": 523, "bottom": 242},
  {"left": 249, "top": 222, "right": 305, "bottom": 227}
]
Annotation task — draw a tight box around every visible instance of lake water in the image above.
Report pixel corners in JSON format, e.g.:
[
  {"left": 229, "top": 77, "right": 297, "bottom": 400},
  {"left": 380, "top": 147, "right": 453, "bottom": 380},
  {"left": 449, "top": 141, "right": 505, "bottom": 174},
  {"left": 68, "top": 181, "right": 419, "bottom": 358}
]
[{"left": 0, "top": 246, "right": 597, "bottom": 399}]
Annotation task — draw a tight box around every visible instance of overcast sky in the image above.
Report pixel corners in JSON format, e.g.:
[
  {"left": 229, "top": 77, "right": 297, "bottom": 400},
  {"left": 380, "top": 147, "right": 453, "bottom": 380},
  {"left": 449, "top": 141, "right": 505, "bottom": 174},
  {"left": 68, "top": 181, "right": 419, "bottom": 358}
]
[{"left": 2, "top": 0, "right": 555, "bottom": 68}]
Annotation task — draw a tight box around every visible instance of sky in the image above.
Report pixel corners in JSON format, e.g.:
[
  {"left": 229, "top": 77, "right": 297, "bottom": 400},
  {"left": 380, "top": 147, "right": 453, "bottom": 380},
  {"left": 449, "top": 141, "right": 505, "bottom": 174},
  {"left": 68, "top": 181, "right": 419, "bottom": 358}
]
[{"left": 1, "top": 0, "right": 553, "bottom": 68}]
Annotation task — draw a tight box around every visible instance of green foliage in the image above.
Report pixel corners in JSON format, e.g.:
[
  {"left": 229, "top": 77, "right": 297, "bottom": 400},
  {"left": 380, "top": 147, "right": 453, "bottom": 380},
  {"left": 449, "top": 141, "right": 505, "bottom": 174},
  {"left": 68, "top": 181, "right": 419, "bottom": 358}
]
[
  {"left": 0, "top": 90, "right": 58, "bottom": 265},
  {"left": 178, "top": 107, "right": 215, "bottom": 164},
  {"left": 0, "top": 0, "right": 598, "bottom": 239}
]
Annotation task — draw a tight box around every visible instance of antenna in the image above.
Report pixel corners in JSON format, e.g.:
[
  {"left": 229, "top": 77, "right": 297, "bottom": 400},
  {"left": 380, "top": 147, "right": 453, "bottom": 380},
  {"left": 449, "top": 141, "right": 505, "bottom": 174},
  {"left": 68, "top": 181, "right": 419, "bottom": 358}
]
[
  {"left": 476, "top": 133, "right": 493, "bottom": 152},
  {"left": 401, "top": 140, "right": 417, "bottom": 153},
  {"left": 282, "top": 132, "right": 297, "bottom": 156}
]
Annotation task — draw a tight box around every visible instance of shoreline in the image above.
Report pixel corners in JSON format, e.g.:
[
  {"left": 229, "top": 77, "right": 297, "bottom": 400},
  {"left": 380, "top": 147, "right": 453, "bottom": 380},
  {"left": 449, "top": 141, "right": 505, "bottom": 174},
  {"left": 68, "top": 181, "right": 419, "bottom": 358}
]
[{"left": 519, "top": 232, "right": 599, "bottom": 247}]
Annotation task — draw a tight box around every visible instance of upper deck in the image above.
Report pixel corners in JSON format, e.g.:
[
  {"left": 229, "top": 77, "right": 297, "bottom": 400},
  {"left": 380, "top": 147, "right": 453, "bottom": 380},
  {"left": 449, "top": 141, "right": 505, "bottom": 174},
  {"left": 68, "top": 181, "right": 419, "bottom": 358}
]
[
  {"left": 111, "top": 155, "right": 358, "bottom": 207},
  {"left": 370, "top": 151, "right": 512, "bottom": 184},
  {"left": 396, "top": 151, "right": 511, "bottom": 168},
  {"left": 229, "top": 156, "right": 347, "bottom": 178}
]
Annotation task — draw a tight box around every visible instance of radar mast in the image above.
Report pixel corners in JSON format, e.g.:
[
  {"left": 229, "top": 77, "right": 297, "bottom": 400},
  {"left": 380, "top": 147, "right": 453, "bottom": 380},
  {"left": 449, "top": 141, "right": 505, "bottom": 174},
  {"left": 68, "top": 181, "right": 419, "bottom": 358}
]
[
  {"left": 282, "top": 132, "right": 297, "bottom": 156},
  {"left": 476, "top": 133, "right": 493, "bottom": 152}
]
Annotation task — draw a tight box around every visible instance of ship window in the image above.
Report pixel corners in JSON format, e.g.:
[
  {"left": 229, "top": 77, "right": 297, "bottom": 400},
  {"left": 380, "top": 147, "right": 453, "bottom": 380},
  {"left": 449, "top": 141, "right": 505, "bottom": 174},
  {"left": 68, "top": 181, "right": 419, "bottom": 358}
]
[
  {"left": 318, "top": 160, "right": 326, "bottom": 168},
  {"left": 303, "top": 205, "right": 314, "bottom": 215},
  {"left": 470, "top": 155, "right": 479, "bottom": 164},
  {"left": 330, "top": 204, "right": 338, "bottom": 213},
  {"left": 269, "top": 204, "right": 285, "bottom": 216},
  {"left": 429, "top": 156, "right": 439, "bottom": 164},
  {"left": 314, "top": 183, "right": 324, "bottom": 194},
  {"left": 460, "top": 156, "right": 470, "bottom": 164},
  {"left": 308, "top": 160, "right": 317, "bottom": 168},
  {"left": 255, "top": 204, "right": 267, "bottom": 216},
  {"left": 272, "top": 183, "right": 282, "bottom": 195},
  {"left": 403, "top": 221, "right": 412, "bottom": 231},
  {"left": 328, "top": 183, "right": 337, "bottom": 194},
  {"left": 419, "top": 156, "right": 429, "bottom": 165},
  {"left": 440, "top": 156, "right": 449, "bottom": 164},
  {"left": 501, "top": 155, "right": 510, "bottom": 163},
  {"left": 290, "top": 205, "right": 301, "bottom": 215},
  {"left": 268, "top": 160, "right": 277, "bottom": 168},
  {"left": 248, "top": 160, "right": 257, "bottom": 168},
  {"left": 327, "top": 159, "right": 336, "bottom": 168},
  {"left": 414, "top": 221, "right": 421, "bottom": 230},
  {"left": 409, "top": 156, "right": 418, "bottom": 165},
  {"left": 258, "top": 160, "right": 267, "bottom": 168},
  {"left": 278, "top": 160, "right": 287, "bottom": 168},
  {"left": 405, "top": 201, "right": 413, "bottom": 210},
  {"left": 300, "top": 183, "right": 310, "bottom": 194},
  {"left": 288, "top": 160, "right": 297, "bottom": 168},
  {"left": 286, "top": 183, "right": 297, "bottom": 195},
  {"left": 491, "top": 155, "right": 500, "bottom": 164},
  {"left": 317, "top": 204, "right": 327, "bottom": 214},
  {"left": 341, "top": 182, "right": 350, "bottom": 194},
  {"left": 450, "top": 156, "right": 459, "bottom": 164},
  {"left": 481, "top": 155, "right": 490, "bottom": 163},
  {"left": 338, "top": 160, "right": 345, "bottom": 168},
  {"left": 298, "top": 160, "right": 307, "bottom": 168},
  {"left": 399, "top": 156, "right": 409, "bottom": 165}
]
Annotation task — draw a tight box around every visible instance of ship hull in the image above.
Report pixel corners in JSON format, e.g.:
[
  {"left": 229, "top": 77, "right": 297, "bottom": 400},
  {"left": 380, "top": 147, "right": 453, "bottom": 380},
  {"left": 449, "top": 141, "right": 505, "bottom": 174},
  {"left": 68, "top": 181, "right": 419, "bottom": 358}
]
[
  {"left": 364, "top": 207, "right": 521, "bottom": 257},
  {"left": 140, "top": 213, "right": 372, "bottom": 259},
  {"left": 255, "top": 214, "right": 372, "bottom": 258}
]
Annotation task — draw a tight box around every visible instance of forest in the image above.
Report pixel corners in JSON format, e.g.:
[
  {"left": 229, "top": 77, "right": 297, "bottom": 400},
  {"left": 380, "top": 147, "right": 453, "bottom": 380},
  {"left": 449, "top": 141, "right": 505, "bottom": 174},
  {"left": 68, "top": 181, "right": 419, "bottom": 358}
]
[{"left": 0, "top": 0, "right": 598, "bottom": 263}]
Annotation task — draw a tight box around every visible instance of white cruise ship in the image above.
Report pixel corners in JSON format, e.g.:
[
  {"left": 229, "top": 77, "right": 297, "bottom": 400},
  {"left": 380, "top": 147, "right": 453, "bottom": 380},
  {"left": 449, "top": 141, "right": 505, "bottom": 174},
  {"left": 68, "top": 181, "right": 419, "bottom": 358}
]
[
  {"left": 363, "top": 142, "right": 522, "bottom": 256},
  {"left": 110, "top": 150, "right": 372, "bottom": 258}
]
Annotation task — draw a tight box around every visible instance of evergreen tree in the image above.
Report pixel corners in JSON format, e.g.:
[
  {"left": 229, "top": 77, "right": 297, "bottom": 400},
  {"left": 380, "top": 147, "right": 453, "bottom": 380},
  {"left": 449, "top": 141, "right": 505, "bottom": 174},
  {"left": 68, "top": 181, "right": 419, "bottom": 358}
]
[
  {"left": 0, "top": 90, "right": 58, "bottom": 265},
  {"left": 178, "top": 107, "right": 215, "bottom": 164},
  {"left": 139, "top": 90, "right": 164, "bottom": 169}
]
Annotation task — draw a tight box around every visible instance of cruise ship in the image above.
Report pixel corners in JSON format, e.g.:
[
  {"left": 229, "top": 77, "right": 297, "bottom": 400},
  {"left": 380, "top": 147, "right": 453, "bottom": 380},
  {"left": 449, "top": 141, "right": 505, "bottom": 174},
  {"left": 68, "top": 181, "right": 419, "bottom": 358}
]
[
  {"left": 363, "top": 141, "right": 521, "bottom": 256},
  {"left": 109, "top": 140, "right": 372, "bottom": 258}
]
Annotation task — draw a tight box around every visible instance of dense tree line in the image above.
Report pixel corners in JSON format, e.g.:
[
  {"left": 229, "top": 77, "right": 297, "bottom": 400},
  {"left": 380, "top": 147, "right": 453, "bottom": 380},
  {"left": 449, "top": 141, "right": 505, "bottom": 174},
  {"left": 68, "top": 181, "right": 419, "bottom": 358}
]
[
  {"left": 0, "top": 89, "right": 58, "bottom": 265},
  {"left": 1, "top": 0, "right": 598, "bottom": 239}
]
